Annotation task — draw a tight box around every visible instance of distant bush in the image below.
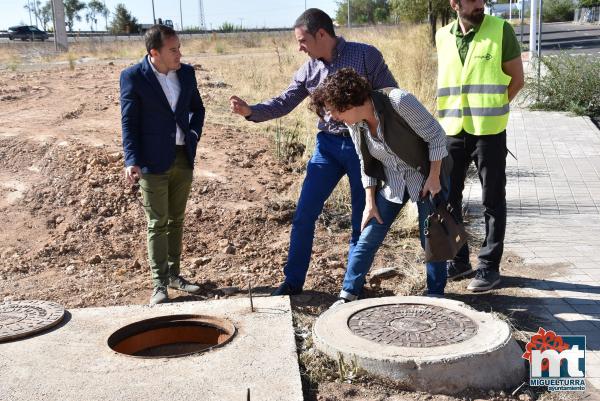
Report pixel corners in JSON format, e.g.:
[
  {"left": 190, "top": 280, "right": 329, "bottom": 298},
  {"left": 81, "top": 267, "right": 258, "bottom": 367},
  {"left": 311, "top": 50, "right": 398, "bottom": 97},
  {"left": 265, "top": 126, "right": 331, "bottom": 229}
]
[
  {"left": 219, "top": 22, "right": 237, "bottom": 32},
  {"left": 184, "top": 26, "right": 205, "bottom": 32},
  {"left": 543, "top": 0, "right": 575, "bottom": 21},
  {"left": 523, "top": 53, "right": 600, "bottom": 117}
]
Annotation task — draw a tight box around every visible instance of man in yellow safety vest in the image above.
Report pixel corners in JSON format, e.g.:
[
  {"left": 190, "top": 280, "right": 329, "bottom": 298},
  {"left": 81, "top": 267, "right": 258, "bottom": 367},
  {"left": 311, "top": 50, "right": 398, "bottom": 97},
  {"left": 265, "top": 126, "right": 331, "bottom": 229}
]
[{"left": 436, "top": 0, "right": 524, "bottom": 291}]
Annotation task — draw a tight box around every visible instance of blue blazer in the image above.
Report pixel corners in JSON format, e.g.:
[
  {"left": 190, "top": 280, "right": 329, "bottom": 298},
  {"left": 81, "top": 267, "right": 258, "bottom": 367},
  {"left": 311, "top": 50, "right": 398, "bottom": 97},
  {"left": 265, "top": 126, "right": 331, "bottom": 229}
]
[{"left": 120, "top": 56, "right": 205, "bottom": 174}]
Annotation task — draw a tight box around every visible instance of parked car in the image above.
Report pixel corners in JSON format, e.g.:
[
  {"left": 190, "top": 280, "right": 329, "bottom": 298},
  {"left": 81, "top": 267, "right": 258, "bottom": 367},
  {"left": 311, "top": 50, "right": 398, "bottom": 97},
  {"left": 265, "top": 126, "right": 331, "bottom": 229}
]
[{"left": 8, "top": 26, "right": 49, "bottom": 41}]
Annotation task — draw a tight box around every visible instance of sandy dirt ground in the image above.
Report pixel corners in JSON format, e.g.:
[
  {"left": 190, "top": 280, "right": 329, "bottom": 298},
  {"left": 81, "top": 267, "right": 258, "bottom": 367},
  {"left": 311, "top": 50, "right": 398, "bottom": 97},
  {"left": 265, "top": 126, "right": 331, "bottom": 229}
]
[
  {"left": 0, "top": 60, "right": 360, "bottom": 308},
  {"left": 0, "top": 59, "right": 589, "bottom": 401}
]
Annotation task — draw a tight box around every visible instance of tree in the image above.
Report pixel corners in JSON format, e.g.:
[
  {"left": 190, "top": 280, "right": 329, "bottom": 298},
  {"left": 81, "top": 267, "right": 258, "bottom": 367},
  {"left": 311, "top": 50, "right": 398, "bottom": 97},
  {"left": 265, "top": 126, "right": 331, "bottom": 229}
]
[
  {"left": 24, "top": 0, "right": 44, "bottom": 27},
  {"left": 86, "top": 0, "right": 109, "bottom": 31},
  {"left": 389, "top": 0, "right": 452, "bottom": 24},
  {"left": 109, "top": 4, "right": 139, "bottom": 34},
  {"left": 334, "top": 0, "right": 391, "bottom": 25},
  {"left": 64, "top": 0, "right": 86, "bottom": 31},
  {"left": 40, "top": 1, "right": 53, "bottom": 31},
  {"left": 579, "top": 0, "right": 600, "bottom": 6},
  {"left": 389, "top": 0, "right": 453, "bottom": 44}
]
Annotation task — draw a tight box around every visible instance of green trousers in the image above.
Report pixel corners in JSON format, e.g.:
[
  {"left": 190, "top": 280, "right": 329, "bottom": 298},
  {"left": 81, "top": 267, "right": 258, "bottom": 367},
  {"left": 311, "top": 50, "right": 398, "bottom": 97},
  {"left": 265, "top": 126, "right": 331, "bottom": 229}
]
[{"left": 139, "top": 148, "right": 193, "bottom": 288}]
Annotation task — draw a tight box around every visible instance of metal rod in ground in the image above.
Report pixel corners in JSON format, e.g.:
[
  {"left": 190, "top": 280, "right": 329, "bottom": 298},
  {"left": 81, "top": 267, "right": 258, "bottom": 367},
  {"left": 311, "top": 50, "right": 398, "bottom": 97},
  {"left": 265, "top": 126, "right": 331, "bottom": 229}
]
[
  {"left": 248, "top": 279, "right": 254, "bottom": 312},
  {"left": 247, "top": 388, "right": 250, "bottom": 401},
  {"left": 511, "top": 381, "right": 527, "bottom": 396}
]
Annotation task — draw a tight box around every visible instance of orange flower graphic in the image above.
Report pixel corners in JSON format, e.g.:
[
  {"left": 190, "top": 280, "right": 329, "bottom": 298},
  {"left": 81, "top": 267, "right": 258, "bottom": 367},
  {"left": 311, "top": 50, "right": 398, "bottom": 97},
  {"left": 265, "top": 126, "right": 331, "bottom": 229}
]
[{"left": 522, "top": 327, "right": 570, "bottom": 372}]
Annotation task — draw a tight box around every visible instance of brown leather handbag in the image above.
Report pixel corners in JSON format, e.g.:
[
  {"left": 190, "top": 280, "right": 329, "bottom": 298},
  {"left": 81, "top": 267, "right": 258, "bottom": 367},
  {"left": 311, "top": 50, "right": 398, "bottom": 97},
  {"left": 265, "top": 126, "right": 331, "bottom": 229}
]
[{"left": 423, "top": 196, "right": 468, "bottom": 262}]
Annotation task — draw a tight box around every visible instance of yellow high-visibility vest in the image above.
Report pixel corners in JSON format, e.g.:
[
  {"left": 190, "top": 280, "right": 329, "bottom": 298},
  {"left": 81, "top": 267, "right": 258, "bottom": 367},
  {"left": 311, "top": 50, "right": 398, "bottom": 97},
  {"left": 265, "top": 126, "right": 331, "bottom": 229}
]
[{"left": 436, "top": 15, "right": 512, "bottom": 136}]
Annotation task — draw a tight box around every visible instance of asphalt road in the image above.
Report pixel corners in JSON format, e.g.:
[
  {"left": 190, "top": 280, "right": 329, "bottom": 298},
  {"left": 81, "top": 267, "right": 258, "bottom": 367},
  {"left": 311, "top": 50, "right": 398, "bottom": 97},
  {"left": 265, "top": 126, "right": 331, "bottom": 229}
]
[
  {"left": 513, "top": 22, "right": 600, "bottom": 55},
  {"left": 0, "top": 22, "right": 599, "bottom": 55}
]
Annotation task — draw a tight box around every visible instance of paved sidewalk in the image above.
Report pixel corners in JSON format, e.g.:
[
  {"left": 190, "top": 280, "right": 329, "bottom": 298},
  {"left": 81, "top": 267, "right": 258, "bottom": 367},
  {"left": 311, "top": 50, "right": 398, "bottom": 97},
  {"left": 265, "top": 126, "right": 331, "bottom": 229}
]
[{"left": 463, "top": 107, "right": 600, "bottom": 394}]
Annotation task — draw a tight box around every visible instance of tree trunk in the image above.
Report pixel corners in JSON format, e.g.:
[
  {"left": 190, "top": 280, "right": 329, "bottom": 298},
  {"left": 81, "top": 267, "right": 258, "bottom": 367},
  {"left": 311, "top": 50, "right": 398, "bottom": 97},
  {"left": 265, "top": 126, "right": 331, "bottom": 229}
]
[{"left": 428, "top": 0, "right": 436, "bottom": 46}]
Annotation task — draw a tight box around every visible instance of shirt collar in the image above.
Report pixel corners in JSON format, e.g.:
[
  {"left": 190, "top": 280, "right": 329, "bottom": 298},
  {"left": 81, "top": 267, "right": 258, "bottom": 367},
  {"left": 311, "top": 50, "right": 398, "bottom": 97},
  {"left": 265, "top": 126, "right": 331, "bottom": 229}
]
[
  {"left": 334, "top": 36, "right": 346, "bottom": 59},
  {"left": 451, "top": 18, "right": 482, "bottom": 37},
  {"left": 147, "top": 55, "right": 174, "bottom": 77},
  {"left": 320, "top": 36, "right": 346, "bottom": 64}
]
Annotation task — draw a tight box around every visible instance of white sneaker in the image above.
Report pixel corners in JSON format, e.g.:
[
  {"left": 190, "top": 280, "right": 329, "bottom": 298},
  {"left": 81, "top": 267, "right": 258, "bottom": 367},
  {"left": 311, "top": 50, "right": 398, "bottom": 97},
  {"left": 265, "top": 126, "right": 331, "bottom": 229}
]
[
  {"left": 150, "top": 286, "right": 168, "bottom": 305},
  {"left": 329, "top": 297, "right": 350, "bottom": 309}
]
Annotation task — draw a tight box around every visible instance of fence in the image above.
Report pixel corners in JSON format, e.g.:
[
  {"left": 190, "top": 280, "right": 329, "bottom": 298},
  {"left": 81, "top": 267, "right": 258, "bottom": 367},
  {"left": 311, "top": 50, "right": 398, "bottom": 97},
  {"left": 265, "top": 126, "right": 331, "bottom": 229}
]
[{"left": 575, "top": 6, "right": 600, "bottom": 24}]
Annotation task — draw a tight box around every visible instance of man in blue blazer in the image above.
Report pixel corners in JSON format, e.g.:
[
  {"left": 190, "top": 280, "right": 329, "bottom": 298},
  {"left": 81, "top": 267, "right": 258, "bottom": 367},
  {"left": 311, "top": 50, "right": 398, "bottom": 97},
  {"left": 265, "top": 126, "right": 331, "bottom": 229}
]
[{"left": 120, "top": 24, "right": 205, "bottom": 305}]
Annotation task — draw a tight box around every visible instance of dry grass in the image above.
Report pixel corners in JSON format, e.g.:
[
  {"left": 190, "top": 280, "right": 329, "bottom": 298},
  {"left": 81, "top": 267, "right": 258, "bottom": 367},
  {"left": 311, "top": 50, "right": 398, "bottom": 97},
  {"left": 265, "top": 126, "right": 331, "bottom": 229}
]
[
  {"left": 192, "top": 25, "right": 438, "bottom": 210},
  {"left": 0, "top": 25, "right": 434, "bottom": 296}
]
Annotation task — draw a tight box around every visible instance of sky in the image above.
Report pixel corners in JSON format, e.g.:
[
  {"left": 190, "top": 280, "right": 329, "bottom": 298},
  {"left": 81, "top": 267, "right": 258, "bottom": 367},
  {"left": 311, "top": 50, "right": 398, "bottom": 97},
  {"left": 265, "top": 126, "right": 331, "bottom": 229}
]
[{"left": 3, "top": 0, "right": 339, "bottom": 31}]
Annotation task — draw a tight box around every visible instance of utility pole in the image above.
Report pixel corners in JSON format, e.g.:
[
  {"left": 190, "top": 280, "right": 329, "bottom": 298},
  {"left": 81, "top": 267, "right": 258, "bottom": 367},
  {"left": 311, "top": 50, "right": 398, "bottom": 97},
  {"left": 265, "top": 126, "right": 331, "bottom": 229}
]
[
  {"left": 51, "top": 0, "right": 68, "bottom": 51},
  {"left": 198, "top": 0, "right": 206, "bottom": 30},
  {"left": 179, "top": 0, "right": 184, "bottom": 31},
  {"left": 305, "top": 0, "right": 307, "bottom": 10},
  {"left": 151, "top": 0, "right": 156, "bottom": 24},
  {"left": 347, "top": 0, "right": 350, "bottom": 28}
]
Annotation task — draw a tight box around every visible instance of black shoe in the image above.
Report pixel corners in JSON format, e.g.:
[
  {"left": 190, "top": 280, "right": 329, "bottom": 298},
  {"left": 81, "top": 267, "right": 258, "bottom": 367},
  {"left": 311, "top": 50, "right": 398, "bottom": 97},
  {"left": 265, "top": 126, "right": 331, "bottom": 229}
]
[
  {"left": 467, "top": 269, "right": 501, "bottom": 292},
  {"left": 270, "top": 281, "right": 302, "bottom": 296},
  {"left": 446, "top": 260, "right": 473, "bottom": 280}
]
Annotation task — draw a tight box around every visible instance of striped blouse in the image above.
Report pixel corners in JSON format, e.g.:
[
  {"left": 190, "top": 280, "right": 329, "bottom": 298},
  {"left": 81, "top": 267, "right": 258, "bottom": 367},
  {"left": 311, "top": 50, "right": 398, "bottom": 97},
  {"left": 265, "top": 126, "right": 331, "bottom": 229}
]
[{"left": 347, "top": 88, "right": 448, "bottom": 204}]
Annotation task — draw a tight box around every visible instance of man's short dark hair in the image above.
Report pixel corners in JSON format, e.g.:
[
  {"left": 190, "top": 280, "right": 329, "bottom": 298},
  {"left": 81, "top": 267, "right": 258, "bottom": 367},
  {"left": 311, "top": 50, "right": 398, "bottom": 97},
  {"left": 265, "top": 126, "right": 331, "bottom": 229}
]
[
  {"left": 294, "top": 8, "right": 336, "bottom": 37},
  {"left": 145, "top": 24, "right": 177, "bottom": 54}
]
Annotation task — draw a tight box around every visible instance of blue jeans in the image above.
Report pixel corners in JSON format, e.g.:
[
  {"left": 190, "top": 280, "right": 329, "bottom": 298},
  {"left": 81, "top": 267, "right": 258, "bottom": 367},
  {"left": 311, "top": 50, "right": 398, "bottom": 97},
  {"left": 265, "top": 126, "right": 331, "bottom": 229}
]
[
  {"left": 341, "top": 191, "right": 448, "bottom": 298},
  {"left": 284, "top": 131, "right": 365, "bottom": 289}
]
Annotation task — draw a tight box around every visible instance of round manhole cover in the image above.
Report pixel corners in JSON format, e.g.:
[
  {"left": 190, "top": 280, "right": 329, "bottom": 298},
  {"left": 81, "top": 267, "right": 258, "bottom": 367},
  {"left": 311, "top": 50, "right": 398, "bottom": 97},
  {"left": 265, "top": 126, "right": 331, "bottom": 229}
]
[
  {"left": 313, "top": 297, "right": 526, "bottom": 394},
  {"left": 0, "top": 300, "right": 65, "bottom": 342},
  {"left": 348, "top": 303, "right": 478, "bottom": 347}
]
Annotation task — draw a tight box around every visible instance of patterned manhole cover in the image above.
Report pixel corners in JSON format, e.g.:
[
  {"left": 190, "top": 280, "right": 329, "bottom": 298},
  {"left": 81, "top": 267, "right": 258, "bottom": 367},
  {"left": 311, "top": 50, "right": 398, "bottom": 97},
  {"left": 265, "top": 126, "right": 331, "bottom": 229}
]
[
  {"left": 0, "top": 300, "right": 65, "bottom": 342},
  {"left": 348, "top": 303, "right": 478, "bottom": 347}
]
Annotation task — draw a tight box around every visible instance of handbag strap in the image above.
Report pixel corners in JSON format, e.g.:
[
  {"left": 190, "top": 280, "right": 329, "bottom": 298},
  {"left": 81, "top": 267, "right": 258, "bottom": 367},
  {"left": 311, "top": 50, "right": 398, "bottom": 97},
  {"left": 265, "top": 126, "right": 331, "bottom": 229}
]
[{"left": 424, "top": 194, "right": 451, "bottom": 237}]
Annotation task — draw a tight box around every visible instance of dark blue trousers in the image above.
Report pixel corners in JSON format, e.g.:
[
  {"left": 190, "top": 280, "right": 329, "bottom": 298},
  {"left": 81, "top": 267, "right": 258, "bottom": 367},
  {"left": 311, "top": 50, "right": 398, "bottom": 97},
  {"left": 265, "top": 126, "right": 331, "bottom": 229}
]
[{"left": 283, "top": 131, "right": 365, "bottom": 289}]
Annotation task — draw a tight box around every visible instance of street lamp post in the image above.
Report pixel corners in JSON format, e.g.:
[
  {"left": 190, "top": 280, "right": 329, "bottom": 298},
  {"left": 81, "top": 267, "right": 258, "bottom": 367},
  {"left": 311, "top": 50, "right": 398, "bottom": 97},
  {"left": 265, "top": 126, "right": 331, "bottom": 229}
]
[
  {"left": 537, "top": 0, "right": 544, "bottom": 101},
  {"left": 529, "top": 0, "right": 538, "bottom": 60},
  {"left": 151, "top": 0, "right": 156, "bottom": 24}
]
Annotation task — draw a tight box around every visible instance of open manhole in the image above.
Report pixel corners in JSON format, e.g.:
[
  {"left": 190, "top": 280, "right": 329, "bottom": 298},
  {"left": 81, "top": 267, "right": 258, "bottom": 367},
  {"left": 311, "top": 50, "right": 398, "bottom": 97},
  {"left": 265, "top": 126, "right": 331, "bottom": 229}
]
[{"left": 107, "top": 314, "right": 236, "bottom": 358}]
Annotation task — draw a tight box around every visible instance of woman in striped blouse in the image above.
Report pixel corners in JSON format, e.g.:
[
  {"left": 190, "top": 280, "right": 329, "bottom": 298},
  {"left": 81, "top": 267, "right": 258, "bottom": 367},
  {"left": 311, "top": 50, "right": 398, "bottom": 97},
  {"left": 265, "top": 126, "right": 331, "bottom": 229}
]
[{"left": 310, "top": 68, "right": 450, "bottom": 307}]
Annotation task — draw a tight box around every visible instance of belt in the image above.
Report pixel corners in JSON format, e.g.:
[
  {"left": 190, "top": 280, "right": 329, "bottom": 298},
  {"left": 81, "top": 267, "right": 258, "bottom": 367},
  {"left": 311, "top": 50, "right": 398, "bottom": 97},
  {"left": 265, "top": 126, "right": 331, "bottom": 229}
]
[
  {"left": 325, "top": 130, "right": 351, "bottom": 138},
  {"left": 175, "top": 144, "right": 186, "bottom": 149}
]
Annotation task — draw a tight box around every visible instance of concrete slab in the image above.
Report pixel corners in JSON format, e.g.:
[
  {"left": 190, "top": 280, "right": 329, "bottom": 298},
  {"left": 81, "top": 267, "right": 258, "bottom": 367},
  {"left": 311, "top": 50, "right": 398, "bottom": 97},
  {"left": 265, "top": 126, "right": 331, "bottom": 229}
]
[
  {"left": 0, "top": 297, "right": 303, "bottom": 401},
  {"left": 313, "top": 296, "right": 525, "bottom": 395}
]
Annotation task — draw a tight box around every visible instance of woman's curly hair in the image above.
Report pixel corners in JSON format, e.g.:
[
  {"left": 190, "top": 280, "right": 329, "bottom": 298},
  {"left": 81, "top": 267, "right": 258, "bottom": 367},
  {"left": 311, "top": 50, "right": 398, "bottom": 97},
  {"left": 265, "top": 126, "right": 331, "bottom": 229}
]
[{"left": 309, "top": 67, "right": 372, "bottom": 118}]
